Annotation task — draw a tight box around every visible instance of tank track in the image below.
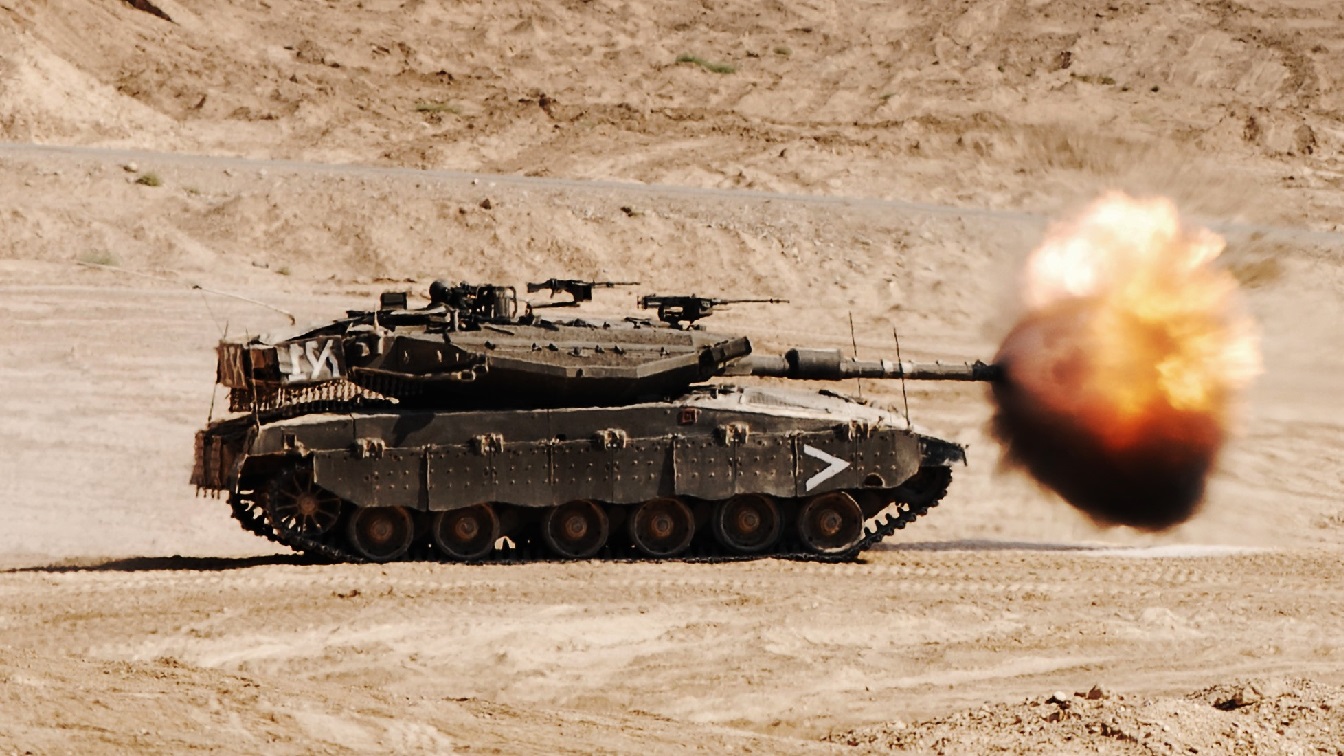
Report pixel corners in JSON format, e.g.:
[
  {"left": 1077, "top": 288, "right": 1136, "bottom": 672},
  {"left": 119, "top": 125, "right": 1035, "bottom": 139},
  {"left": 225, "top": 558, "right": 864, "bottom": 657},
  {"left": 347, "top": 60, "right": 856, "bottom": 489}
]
[{"left": 225, "top": 467, "right": 951, "bottom": 565}]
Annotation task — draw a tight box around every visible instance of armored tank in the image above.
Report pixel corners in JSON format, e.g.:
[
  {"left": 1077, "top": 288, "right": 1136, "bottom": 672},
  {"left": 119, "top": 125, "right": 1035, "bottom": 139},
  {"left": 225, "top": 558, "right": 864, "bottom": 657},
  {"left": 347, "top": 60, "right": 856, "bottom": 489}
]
[{"left": 192, "top": 281, "right": 999, "bottom": 563}]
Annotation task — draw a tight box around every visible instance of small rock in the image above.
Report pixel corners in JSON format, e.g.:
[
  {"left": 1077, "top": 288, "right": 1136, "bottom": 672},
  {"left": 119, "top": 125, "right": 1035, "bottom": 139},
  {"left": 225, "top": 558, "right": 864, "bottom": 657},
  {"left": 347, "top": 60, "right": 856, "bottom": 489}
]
[
  {"left": 123, "top": 162, "right": 138, "bottom": 173},
  {"left": 1084, "top": 685, "right": 1109, "bottom": 700},
  {"left": 479, "top": 198, "right": 493, "bottom": 210},
  {"left": 1232, "top": 684, "right": 1264, "bottom": 707}
]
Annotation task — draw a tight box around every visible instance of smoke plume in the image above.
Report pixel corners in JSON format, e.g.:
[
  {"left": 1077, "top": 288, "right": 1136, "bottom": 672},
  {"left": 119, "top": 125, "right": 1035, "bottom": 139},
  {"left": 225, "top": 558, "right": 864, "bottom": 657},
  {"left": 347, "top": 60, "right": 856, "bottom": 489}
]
[{"left": 991, "top": 192, "right": 1260, "bottom": 530}]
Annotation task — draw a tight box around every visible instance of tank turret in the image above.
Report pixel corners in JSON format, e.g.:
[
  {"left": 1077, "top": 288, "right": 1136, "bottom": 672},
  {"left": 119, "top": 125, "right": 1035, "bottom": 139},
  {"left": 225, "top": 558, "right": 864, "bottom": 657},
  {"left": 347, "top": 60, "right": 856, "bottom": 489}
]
[
  {"left": 193, "top": 282, "right": 997, "bottom": 564},
  {"left": 214, "top": 283, "right": 994, "bottom": 413}
]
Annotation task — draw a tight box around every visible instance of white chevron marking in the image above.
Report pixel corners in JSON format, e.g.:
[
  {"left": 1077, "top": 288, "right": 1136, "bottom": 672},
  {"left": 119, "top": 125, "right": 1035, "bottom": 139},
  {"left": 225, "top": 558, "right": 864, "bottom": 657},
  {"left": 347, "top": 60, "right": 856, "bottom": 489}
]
[{"left": 803, "top": 444, "right": 851, "bottom": 491}]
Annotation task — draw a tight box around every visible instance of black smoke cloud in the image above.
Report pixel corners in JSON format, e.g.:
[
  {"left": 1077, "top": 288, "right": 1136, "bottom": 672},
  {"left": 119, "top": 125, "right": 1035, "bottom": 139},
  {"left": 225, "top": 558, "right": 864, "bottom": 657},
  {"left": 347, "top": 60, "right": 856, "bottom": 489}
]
[{"left": 989, "top": 297, "right": 1227, "bottom": 531}]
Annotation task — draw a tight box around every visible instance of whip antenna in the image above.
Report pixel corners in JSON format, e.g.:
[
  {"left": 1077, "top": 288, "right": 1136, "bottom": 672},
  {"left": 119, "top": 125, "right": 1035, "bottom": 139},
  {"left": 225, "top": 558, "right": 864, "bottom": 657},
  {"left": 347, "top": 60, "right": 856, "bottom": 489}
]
[
  {"left": 76, "top": 260, "right": 297, "bottom": 325},
  {"left": 848, "top": 311, "right": 862, "bottom": 400},
  {"left": 206, "top": 322, "right": 228, "bottom": 425},
  {"left": 893, "top": 325, "right": 911, "bottom": 424}
]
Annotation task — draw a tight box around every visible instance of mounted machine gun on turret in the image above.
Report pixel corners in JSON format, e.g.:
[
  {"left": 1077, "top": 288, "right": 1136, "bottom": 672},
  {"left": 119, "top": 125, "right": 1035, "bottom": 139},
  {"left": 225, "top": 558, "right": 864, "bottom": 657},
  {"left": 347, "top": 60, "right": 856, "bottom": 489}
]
[
  {"left": 639, "top": 293, "right": 788, "bottom": 327},
  {"left": 526, "top": 279, "right": 640, "bottom": 308}
]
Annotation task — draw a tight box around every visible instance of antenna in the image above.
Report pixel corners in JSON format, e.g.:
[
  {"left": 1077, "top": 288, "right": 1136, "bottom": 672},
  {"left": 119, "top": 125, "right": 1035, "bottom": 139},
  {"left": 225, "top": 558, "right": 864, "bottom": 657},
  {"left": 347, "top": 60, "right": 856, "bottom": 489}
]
[
  {"left": 892, "top": 325, "right": 911, "bottom": 424},
  {"left": 206, "top": 321, "right": 228, "bottom": 425},
  {"left": 76, "top": 260, "right": 297, "bottom": 325},
  {"left": 848, "top": 311, "right": 862, "bottom": 400}
]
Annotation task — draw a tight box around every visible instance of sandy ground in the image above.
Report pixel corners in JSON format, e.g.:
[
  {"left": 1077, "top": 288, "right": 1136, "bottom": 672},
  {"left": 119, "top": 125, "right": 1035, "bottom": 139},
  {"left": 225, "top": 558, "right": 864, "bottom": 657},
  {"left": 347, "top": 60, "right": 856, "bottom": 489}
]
[
  {"left": 4, "top": 549, "right": 1343, "bottom": 754},
  {"left": 0, "top": 1, "right": 1342, "bottom": 753}
]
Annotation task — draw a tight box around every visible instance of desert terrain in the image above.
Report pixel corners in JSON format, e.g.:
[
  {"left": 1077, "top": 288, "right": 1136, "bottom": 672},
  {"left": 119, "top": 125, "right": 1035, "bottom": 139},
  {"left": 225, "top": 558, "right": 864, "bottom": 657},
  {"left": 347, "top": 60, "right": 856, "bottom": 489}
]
[{"left": 0, "top": 0, "right": 1342, "bottom": 753}]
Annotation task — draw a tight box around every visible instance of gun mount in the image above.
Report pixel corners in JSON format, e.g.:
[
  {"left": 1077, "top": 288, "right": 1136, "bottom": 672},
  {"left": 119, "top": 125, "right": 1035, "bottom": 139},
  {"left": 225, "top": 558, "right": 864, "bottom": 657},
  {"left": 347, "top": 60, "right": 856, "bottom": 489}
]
[
  {"left": 526, "top": 278, "right": 640, "bottom": 307},
  {"left": 194, "top": 280, "right": 998, "bottom": 565},
  {"left": 639, "top": 294, "right": 788, "bottom": 327},
  {"left": 425, "top": 279, "right": 521, "bottom": 325}
]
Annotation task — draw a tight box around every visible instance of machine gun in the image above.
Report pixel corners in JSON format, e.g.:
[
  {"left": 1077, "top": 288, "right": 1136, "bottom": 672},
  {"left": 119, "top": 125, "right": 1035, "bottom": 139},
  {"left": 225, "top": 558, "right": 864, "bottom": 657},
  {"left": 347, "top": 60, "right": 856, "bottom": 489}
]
[
  {"left": 639, "top": 294, "right": 787, "bottom": 327},
  {"left": 526, "top": 279, "right": 640, "bottom": 307}
]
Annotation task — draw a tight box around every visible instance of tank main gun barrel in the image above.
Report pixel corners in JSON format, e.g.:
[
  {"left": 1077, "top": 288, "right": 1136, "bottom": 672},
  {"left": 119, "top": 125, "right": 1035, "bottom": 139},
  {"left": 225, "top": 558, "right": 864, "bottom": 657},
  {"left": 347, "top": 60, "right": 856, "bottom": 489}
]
[{"left": 732, "top": 348, "right": 1001, "bottom": 382}]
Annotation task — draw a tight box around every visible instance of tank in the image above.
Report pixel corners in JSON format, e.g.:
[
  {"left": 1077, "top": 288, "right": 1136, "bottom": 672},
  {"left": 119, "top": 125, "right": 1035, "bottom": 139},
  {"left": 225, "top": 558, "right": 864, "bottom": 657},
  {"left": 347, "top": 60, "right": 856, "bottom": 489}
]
[{"left": 191, "top": 281, "right": 1000, "bottom": 563}]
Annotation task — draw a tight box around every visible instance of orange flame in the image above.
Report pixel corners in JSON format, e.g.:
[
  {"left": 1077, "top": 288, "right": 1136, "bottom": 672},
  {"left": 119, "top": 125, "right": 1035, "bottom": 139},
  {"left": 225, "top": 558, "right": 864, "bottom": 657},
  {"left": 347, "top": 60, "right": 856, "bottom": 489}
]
[{"left": 992, "top": 192, "right": 1260, "bottom": 530}]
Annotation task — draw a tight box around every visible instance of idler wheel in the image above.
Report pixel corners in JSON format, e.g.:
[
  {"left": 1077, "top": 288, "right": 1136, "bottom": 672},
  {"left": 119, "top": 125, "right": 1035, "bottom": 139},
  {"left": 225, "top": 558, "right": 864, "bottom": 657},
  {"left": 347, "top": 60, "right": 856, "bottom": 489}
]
[
  {"left": 431, "top": 504, "right": 500, "bottom": 561},
  {"left": 897, "top": 466, "right": 953, "bottom": 512},
  {"left": 266, "top": 466, "right": 343, "bottom": 539},
  {"left": 712, "top": 494, "right": 782, "bottom": 554},
  {"left": 345, "top": 506, "right": 415, "bottom": 563},
  {"left": 628, "top": 497, "right": 695, "bottom": 558},
  {"left": 796, "top": 492, "right": 864, "bottom": 556},
  {"left": 542, "top": 500, "right": 609, "bottom": 559}
]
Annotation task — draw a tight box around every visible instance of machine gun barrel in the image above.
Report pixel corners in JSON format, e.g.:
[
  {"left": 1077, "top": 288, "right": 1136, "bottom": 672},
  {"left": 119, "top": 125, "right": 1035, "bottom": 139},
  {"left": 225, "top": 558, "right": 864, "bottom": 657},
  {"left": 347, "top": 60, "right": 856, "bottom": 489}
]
[
  {"left": 639, "top": 294, "right": 788, "bottom": 326},
  {"left": 735, "top": 348, "right": 1001, "bottom": 382}
]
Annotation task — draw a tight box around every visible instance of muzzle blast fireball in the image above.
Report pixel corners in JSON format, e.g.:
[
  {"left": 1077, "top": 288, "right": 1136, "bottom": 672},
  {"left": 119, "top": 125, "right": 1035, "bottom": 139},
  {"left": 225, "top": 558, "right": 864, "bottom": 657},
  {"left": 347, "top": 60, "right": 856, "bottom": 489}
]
[{"left": 989, "top": 192, "right": 1261, "bottom": 530}]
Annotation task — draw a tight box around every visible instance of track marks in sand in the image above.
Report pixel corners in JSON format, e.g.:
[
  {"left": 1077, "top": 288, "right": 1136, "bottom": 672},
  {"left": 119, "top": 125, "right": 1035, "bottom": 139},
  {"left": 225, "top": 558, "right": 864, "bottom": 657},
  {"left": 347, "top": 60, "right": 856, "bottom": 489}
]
[{"left": 4, "top": 548, "right": 1342, "bottom": 736}]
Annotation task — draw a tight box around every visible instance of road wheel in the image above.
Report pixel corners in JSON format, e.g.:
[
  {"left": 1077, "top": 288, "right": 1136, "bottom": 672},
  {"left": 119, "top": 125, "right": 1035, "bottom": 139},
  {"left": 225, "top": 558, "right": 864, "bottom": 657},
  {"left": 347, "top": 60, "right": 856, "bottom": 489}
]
[
  {"left": 431, "top": 504, "right": 500, "bottom": 561},
  {"left": 266, "top": 466, "right": 343, "bottom": 539},
  {"left": 542, "top": 500, "right": 609, "bottom": 559},
  {"left": 712, "top": 494, "right": 782, "bottom": 554},
  {"left": 345, "top": 506, "right": 415, "bottom": 562},
  {"left": 796, "top": 491, "right": 864, "bottom": 556},
  {"left": 628, "top": 497, "right": 695, "bottom": 558}
]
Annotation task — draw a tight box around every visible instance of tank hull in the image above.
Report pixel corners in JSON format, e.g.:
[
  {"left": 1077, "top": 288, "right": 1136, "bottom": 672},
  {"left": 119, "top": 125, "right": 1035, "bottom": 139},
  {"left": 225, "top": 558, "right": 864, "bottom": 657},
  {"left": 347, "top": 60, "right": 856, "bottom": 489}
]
[{"left": 194, "top": 386, "right": 964, "bottom": 562}]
